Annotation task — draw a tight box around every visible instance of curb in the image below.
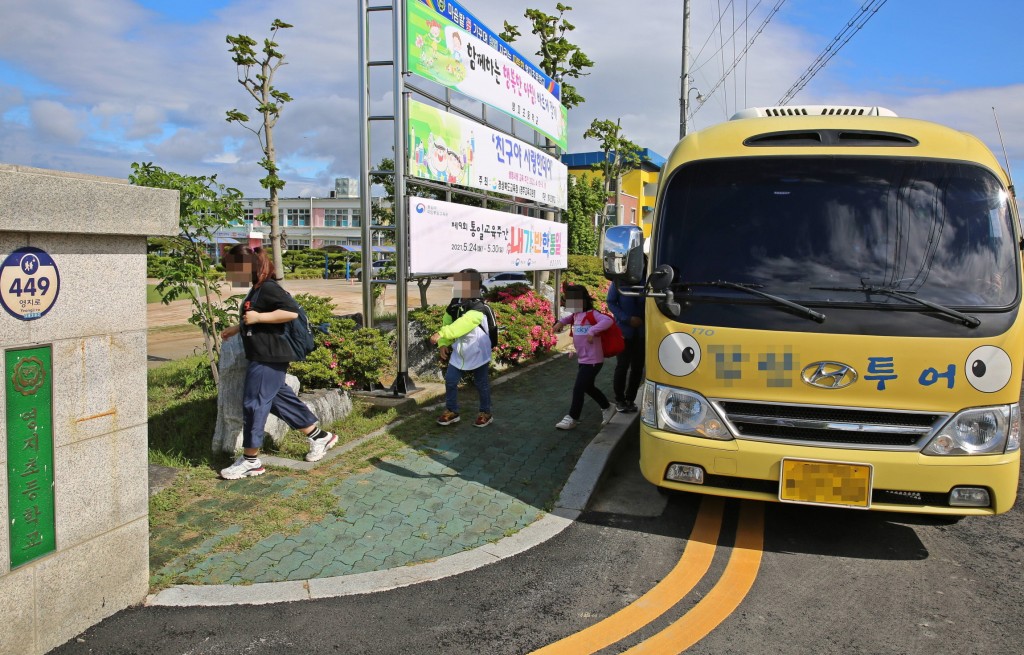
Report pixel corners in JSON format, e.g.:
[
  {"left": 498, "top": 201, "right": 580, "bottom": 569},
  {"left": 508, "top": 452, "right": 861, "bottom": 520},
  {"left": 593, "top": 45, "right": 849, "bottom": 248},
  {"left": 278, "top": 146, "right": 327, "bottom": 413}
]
[{"left": 146, "top": 395, "right": 638, "bottom": 606}]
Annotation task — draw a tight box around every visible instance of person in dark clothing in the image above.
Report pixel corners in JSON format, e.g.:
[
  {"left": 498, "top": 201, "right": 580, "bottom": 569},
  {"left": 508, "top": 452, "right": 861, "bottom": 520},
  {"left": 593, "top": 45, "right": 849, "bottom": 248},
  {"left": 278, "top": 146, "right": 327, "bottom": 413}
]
[
  {"left": 218, "top": 245, "right": 337, "bottom": 479},
  {"left": 606, "top": 279, "right": 645, "bottom": 413}
]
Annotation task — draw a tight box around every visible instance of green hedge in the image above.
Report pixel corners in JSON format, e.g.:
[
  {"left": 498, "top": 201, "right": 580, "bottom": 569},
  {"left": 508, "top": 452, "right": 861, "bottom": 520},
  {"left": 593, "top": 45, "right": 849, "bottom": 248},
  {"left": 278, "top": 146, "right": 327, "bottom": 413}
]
[{"left": 562, "top": 255, "right": 610, "bottom": 312}]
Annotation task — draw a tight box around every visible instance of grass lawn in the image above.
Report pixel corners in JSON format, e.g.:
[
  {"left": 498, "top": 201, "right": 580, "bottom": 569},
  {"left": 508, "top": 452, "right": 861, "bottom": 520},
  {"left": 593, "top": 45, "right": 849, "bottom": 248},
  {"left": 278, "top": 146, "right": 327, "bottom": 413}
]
[{"left": 146, "top": 284, "right": 163, "bottom": 303}]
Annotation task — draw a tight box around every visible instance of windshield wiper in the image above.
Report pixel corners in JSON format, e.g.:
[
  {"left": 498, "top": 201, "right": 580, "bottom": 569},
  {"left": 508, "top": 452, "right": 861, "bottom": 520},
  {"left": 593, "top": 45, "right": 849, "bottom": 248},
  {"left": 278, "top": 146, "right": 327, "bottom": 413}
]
[
  {"left": 811, "top": 285, "right": 980, "bottom": 328},
  {"left": 677, "top": 280, "right": 826, "bottom": 323}
]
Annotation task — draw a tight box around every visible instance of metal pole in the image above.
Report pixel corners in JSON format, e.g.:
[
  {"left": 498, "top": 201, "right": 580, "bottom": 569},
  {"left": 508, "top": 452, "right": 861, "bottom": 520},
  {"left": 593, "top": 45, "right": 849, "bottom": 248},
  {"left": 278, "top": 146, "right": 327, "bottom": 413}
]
[
  {"left": 389, "top": 0, "right": 417, "bottom": 395},
  {"left": 615, "top": 118, "right": 623, "bottom": 226},
  {"left": 679, "top": 0, "right": 691, "bottom": 139},
  {"left": 357, "top": 0, "right": 374, "bottom": 327}
]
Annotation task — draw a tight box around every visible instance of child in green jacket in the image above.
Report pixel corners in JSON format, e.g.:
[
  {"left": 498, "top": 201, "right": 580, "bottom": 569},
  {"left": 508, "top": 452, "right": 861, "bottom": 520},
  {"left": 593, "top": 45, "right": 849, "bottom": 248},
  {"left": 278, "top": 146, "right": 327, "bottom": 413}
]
[{"left": 429, "top": 269, "right": 494, "bottom": 427}]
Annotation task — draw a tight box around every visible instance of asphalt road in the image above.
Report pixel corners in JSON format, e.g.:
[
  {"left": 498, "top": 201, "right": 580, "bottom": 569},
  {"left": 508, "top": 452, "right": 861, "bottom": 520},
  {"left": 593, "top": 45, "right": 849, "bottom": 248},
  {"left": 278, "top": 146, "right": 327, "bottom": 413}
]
[{"left": 52, "top": 424, "right": 1024, "bottom": 655}]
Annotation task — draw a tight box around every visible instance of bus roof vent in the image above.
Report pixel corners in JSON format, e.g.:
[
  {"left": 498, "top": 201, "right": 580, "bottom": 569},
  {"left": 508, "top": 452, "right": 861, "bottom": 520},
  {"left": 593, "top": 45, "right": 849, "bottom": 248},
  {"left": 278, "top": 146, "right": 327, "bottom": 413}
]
[
  {"left": 731, "top": 106, "right": 898, "bottom": 120},
  {"left": 744, "top": 129, "right": 918, "bottom": 148}
]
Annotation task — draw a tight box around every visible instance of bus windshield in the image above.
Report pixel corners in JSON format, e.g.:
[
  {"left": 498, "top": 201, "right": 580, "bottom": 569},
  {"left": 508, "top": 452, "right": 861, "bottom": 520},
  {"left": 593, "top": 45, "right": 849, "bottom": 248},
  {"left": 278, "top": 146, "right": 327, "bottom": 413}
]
[{"left": 656, "top": 156, "right": 1019, "bottom": 308}]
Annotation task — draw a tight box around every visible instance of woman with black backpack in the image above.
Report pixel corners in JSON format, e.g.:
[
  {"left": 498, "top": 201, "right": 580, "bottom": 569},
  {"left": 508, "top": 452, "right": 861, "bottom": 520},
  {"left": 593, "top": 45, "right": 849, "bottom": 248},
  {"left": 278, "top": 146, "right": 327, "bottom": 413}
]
[{"left": 218, "top": 244, "right": 337, "bottom": 479}]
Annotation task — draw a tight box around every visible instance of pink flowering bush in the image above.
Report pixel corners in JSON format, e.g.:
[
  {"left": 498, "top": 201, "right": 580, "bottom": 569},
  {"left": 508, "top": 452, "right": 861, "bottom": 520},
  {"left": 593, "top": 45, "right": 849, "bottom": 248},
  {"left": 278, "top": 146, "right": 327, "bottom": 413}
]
[
  {"left": 409, "top": 285, "right": 557, "bottom": 367},
  {"left": 487, "top": 284, "right": 558, "bottom": 364}
]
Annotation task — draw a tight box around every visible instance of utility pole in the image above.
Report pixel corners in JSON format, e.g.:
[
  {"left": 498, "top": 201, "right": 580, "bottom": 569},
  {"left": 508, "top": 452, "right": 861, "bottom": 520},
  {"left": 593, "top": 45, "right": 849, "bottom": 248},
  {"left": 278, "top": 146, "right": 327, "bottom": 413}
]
[
  {"left": 679, "top": 0, "right": 691, "bottom": 139},
  {"left": 615, "top": 117, "right": 622, "bottom": 227}
]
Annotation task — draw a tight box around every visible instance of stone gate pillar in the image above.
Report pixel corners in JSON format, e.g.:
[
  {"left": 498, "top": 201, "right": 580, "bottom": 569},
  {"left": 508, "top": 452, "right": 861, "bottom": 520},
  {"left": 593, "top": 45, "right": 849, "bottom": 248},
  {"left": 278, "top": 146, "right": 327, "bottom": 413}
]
[{"left": 0, "top": 164, "right": 177, "bottom": 655}]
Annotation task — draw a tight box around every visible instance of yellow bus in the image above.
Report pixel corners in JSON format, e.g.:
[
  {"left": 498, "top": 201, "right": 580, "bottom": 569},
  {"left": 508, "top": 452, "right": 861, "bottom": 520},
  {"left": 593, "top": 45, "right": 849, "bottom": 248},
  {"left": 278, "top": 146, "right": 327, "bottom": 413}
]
[{"left": 603, "top": 106, "right": 1022, "bottom": 516}]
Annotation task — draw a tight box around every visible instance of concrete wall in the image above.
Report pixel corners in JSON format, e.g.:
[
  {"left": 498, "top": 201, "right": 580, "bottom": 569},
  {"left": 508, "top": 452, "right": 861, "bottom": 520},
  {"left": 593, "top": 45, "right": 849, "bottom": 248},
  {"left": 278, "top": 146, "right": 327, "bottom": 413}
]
[{"left": 0, "top": 164, "right": 177, "bottom": 655}]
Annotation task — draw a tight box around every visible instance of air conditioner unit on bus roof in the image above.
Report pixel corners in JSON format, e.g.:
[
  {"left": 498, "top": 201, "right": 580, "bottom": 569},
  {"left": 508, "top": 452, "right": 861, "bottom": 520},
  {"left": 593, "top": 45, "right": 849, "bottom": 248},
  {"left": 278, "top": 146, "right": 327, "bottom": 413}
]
[{"left": 730, "top": 105, "right": 898, "bottom": 120}]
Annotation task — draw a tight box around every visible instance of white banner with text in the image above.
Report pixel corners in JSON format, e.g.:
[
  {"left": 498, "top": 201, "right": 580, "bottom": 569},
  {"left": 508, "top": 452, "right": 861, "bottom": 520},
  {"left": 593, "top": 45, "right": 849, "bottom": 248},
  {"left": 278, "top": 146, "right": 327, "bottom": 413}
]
[{"left": 409, "top": 196, "right": 567, "bottom": 274}]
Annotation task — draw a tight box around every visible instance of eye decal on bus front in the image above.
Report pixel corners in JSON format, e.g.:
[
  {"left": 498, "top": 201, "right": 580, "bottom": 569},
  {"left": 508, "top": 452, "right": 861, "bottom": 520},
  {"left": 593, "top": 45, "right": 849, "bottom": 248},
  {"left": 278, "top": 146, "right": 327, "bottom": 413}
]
[
  {"left": 965, "top": 345, "right": 1012, "bottom": 393},
  {"left": 660, "top": 333, "right": 702, "bottom": 376}
]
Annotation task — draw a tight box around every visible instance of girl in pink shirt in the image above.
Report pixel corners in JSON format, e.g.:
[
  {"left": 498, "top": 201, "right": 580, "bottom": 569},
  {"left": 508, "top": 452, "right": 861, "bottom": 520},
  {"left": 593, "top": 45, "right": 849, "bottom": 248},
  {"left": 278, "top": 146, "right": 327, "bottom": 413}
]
[{"left": 553, "top": 284, "right": 617, "bottom": 430}]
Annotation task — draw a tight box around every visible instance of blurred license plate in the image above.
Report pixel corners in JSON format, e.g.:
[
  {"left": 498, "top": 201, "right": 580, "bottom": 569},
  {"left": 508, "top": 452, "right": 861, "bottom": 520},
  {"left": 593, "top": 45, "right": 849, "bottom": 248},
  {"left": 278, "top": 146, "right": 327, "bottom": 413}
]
[{"left": 779, "top": 458, "right": 873, "bottom": 509}]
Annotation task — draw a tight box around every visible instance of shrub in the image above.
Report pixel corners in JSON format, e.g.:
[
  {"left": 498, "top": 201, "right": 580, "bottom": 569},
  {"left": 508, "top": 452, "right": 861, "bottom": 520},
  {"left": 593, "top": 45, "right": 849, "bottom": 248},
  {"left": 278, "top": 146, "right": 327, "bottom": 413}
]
[
  {"left": 486, "top": 285, "right": 558, "bottom": 363},
  {"left": 409, "top": 305, "right": 445, "bottom": 336},
  {"left": 566, "top": 254, "right": 604, "bottom": 286},
  {"left": 562, "top": 255, "right": 610, "bottom": 312},
  {"left": 289, "top": 294, "right": 393, "bottom": 391},
  {"left": 147, "top": 254, "right": 175, "bottom": 278},
  {"left": 292, "top": 293, "right": 336, "bottom": 325}
]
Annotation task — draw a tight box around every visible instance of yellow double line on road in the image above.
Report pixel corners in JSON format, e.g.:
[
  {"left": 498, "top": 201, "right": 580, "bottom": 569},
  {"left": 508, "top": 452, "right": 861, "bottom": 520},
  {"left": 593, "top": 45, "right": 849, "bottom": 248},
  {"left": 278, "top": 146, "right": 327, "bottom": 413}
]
[{"left": 531, "top": 497, "right": 764, "bottom": 655}]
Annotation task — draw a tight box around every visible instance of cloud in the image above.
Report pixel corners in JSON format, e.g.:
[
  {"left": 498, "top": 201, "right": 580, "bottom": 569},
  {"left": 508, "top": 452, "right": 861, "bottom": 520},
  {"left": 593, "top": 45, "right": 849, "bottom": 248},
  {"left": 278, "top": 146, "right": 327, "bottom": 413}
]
[
  {"left": 30, "top": 100, "right": 85, "bottom": 142},
  {"left": 0, "top": 84, "right": 24, "bottom": 114},
  {"left": 206, "top": 152, "right": 240, "bottom": 165}
]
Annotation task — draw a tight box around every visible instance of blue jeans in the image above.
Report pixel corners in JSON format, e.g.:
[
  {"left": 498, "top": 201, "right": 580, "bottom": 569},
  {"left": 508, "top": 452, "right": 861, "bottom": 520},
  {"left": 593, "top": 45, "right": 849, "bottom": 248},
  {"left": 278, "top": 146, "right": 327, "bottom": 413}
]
[
  {"left": 445, "top": 362, "right": 492, "bottom": 414},
  {"left": 242, "top": 360, "right": 319, "bottom": 450}
]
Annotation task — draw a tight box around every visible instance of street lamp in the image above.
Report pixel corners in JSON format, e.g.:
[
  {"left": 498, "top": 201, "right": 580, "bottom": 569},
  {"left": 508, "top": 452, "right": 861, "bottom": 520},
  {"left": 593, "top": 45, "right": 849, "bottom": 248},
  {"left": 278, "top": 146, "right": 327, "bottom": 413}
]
[{"left": 682, "top": 85, "right": 704, "bottom": 138}]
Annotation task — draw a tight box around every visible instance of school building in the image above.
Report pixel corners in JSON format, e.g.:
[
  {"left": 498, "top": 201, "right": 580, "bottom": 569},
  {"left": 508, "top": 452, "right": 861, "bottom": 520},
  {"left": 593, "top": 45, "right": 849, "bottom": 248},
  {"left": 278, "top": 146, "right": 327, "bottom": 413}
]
[
  {"left": 561, "top": 148, "right": 666, "bottom": 237},
  {"left": 203, "top": 177, "right": 392, "bottom": 258}
]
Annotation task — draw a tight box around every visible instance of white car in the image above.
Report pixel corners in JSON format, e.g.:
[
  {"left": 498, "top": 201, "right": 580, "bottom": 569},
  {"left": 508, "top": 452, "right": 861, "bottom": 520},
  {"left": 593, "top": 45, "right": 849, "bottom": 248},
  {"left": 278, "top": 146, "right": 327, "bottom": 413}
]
[
  {"left": 353, "top": 260, "right": 392, "bottom": 281},
  {"left": 480, "top": 272, "right": 530, "bottom": 293}
]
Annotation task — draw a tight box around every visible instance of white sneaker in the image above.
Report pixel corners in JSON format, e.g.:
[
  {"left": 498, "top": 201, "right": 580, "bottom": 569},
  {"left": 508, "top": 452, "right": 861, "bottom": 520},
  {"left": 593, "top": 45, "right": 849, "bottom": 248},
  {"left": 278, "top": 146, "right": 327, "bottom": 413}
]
[
  {"left": 555, "top": 415, "right": 578, "bottom": 430},
  {"left": 305, "top": 431, "right": 338, "bottom": 462},
  {"left": 220, "top": 456, "right": 265, "bottom": 480},
  {"left": 601, "top": 406, "right": 616, "bottom": 426}
]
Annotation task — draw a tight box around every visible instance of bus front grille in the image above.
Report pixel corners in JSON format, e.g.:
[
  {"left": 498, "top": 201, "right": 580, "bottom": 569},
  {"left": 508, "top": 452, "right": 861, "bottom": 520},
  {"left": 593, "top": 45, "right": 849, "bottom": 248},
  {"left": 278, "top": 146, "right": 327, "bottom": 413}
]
[{"left": 715, "top": 400, "right": 946, "bottom": 450}]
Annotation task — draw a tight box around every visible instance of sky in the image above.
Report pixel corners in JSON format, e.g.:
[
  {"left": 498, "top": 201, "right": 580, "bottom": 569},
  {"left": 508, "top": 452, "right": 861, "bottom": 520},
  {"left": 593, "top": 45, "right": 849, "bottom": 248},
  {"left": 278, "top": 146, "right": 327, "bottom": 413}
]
[{"left": 1, "top": 0, "right": 1022, "bottom": 198}]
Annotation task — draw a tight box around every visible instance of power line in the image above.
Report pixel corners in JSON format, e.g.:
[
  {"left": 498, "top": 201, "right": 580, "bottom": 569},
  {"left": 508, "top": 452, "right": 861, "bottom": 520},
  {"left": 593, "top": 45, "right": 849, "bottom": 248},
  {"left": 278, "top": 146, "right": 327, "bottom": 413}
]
[
  {"left": 690, "top": 0, "right": 763, "bottom": 78},
  {"left": 777, "top": 0, "right": 888, "bottom": 105},
  {"left": 689, "top": 0, "right": 736, "bottom": 74},
  {"left": 689, "top": 0, "right": 786, "bottom": 119}
]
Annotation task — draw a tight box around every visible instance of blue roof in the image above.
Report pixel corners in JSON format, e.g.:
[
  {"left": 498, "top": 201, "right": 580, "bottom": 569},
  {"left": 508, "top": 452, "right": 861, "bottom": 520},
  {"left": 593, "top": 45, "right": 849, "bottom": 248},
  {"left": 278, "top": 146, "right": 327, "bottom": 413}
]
[{"left": 562, "top": 148, "right": 666, "bottom": 170}]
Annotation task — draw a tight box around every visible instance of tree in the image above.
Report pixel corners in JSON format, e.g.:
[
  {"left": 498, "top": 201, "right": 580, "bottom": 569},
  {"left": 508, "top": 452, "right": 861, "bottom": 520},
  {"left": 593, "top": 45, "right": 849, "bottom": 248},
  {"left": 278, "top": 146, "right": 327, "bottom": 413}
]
[
  {"left": 582, "top": 118, "right": 642, "bottom": 221},
  {"left": 499, "top": 4, "right": 594, "bottom": 109},
  {"left": 565, "top": 175, "right": 605, "bottom": 255},
  {"left": 130, "top": 163, "right": 246, "bottom": 386},
  {"left": 501, "top": 5, "right": 595, "bottom": 290},
  {"left": 226, "top": 19, "right": 293, "bottom": 281}
]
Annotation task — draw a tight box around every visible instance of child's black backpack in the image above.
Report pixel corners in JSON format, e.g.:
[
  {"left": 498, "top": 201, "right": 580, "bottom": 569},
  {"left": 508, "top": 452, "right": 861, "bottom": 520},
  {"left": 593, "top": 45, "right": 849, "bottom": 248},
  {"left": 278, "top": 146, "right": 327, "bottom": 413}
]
[{"left": 450, "top": 299, "right": 499, "bottom": 350}]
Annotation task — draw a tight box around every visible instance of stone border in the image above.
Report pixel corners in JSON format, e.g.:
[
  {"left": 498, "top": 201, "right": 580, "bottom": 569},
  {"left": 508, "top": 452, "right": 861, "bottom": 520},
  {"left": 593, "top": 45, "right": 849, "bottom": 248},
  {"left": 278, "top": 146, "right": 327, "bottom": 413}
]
[{"left": 146, "top": 352, "right": 636, "bottom": 606}]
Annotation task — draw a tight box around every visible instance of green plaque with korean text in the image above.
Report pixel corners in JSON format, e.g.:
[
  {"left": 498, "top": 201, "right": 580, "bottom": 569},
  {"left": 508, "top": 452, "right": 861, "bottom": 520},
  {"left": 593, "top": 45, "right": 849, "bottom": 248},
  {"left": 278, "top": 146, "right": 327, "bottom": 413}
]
[{"left": 6, "top": 346, "right": 55, "bottom": 568}]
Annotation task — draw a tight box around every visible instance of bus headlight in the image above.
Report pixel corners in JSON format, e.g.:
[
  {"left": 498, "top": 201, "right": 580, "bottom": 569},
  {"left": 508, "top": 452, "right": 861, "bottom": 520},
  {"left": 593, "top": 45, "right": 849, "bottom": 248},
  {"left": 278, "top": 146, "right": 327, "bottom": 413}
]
[
  {"left": 923, "top": 405, "right": 1019, "bottom": 456},
  {"left": 641, "top": 381, "right": 733, "bottom": 440}
]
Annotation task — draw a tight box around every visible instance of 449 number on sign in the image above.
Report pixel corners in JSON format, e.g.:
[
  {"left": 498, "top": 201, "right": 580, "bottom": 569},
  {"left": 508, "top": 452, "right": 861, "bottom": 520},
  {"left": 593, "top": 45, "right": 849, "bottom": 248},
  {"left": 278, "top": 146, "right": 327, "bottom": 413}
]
[{"left": 0, "top": 247, "right": 61, "bottom": 321}]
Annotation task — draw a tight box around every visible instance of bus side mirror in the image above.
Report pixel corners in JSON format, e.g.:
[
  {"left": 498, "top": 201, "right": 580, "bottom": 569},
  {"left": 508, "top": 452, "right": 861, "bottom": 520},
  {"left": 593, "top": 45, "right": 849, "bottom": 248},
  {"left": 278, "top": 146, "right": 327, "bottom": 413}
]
[
  {"left": 601, "top": 225, "right": 645, "bottom": 285},
  {"left": 648, "top": 264, "right": 674, "bottom": 291}
]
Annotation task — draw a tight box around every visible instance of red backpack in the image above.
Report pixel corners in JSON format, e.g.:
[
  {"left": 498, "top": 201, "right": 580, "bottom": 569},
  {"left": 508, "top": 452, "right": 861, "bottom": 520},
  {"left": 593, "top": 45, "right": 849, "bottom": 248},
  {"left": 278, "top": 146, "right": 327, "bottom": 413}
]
[{"left": 582, "top": 310, "right": 626, "bottom": 357}]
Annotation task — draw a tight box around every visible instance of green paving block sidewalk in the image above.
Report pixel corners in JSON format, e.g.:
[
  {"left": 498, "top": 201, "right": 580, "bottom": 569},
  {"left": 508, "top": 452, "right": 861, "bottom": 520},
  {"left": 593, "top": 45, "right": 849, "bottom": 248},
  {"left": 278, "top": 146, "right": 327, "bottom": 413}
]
[{"left": 150, "top": 355, "right": 615, "bottom": 586}]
